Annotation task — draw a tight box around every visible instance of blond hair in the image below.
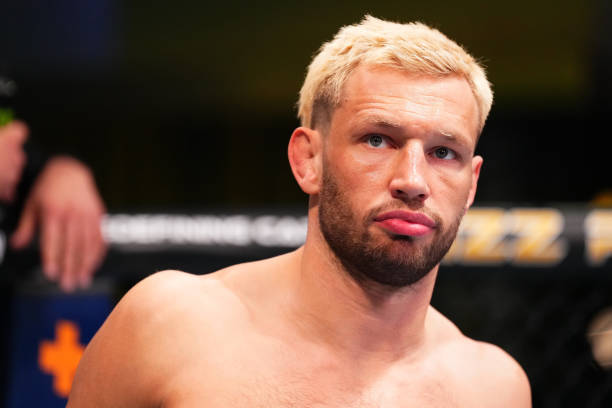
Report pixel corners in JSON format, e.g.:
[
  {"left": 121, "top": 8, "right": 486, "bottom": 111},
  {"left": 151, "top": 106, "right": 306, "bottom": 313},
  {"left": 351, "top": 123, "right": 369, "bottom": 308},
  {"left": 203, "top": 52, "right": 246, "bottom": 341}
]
[{"left": 298, "top": 15, "right": 493, "bottom": 133}]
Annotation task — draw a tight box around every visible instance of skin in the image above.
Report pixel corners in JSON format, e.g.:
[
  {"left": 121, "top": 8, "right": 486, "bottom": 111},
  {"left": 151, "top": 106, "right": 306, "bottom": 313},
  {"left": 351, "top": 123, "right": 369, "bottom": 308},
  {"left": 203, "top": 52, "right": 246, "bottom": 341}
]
[
  {"left": 0, "top": 121, "right": 107, "bottom": 291},
  {"left": 10, "top": 156, "right": 107, "bottom": 291},
  {"left": 69, "top": 66, "right": 531, "bottom": 407},
  {"left": 0, "top": 121, "right": 28, "bottom": 202}
]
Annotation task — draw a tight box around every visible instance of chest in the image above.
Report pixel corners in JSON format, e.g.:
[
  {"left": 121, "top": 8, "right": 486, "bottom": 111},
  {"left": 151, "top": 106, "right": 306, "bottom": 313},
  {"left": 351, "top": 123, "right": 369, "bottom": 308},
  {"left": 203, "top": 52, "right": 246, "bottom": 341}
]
[
  {"left": 160, "top": 341, "right": 464, "bottom": 407},
  {"left": 165, "top": 376, "right": 461, "bottom": 408}
]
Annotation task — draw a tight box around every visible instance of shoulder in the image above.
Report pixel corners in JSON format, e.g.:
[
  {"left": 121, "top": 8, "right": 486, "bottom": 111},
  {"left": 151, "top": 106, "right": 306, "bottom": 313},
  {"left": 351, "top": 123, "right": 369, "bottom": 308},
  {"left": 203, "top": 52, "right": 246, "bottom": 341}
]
[
  {"left": 119, "top": 269, "right": 202, "bottom": 307},
  {"left": 117, "top": 267, "right": 254, "bottom": 322},
  {"left": 428, "top": 308, "right": 531, "bottom": 407},
  {"left": 103, "top": 270, "right": 231, "bottom": 336},
  {"left": 116, "top": 269, "right": 219, "bottom": 314},
  {"left": 68, "top": 269, "right": 243, "bottom": 406},
  {"left": 461, "top": 340, "right": 531, "bottom": 407},
  {"left": 90, "top": 268, "right": 248, "bottom": 349}
]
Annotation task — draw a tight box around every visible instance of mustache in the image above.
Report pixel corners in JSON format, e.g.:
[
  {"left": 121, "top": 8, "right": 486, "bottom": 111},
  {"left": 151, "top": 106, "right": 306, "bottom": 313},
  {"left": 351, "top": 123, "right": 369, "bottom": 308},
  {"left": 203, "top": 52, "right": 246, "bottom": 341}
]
[{"left": 365, "top": 201, "right": 443, "bottom": 228}]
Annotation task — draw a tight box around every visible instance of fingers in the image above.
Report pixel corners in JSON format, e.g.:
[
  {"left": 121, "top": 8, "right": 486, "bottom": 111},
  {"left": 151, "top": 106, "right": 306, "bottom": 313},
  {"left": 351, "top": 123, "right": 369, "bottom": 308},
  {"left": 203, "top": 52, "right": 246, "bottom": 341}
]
[
  {"left": 40, "top": 208, "right": 106, "bottom": 292},
  {"left": 40, "top": 209, "right": 62, "bottom": 282},
  {"left": 59, "top": 216, "right": 81, "bottom": 292},
  {"left": 77, "top": 229, "right": 95, "bottom": 289},
  {"left": 77, "top": 217, "right": 107, "bottom": 289},
  {"left": 10, "top": 156, "right": 107, "bottom": 292}
]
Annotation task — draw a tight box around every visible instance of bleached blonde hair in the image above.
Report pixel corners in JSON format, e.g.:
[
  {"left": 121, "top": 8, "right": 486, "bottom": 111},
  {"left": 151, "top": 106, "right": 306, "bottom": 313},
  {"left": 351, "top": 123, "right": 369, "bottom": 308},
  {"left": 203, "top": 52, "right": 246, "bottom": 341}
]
[{"left": 298, "top": 15, "right": 493, "bottom": 133}]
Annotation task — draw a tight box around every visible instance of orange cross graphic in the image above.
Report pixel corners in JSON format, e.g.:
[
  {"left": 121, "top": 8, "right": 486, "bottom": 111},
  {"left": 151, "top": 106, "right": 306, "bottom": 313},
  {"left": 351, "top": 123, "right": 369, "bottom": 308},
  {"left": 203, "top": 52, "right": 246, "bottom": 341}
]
[{"left": 38, "top": 320, "right": 85, "bottom": 398}]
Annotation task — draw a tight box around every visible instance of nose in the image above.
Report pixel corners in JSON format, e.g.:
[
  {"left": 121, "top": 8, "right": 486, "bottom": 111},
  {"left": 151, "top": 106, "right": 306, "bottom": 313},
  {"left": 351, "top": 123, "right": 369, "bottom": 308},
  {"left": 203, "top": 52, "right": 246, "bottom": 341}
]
[{"left": 388, "top": 141, "right": 430, "bottom": 203}]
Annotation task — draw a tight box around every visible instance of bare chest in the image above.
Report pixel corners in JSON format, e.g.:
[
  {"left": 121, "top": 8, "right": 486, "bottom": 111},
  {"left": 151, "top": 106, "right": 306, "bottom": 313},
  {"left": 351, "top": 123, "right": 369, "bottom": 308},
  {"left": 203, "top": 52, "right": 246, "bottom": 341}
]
[
  {"left": 165, "top": 375, "right": 461, "bottom": 407},
  {"left": 160, "top": 343, "right": 464, "bottom": 407}
]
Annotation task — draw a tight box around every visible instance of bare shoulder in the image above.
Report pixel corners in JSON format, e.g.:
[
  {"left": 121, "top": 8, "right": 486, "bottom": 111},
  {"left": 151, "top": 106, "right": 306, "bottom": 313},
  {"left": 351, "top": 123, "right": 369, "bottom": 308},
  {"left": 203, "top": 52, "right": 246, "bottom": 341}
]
[
  {"left": 68, "top": 269, "right": 245, "bottom": 407},
  {"left": 461, "top": 340, "right": 531, "bottom": 407},
  {"left": 428, "top": 308, "right": 532, "bottom": 407},
  {"left": 96, "top": 269, "right": 238, "bottom": 338},
  {"left": 112, "top": 269, "right": 227, "bottom": 317}
]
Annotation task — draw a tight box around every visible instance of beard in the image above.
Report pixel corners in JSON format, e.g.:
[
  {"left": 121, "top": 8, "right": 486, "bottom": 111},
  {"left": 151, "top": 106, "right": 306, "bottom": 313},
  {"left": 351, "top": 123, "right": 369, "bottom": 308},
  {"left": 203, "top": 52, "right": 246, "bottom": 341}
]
[{"left": 318, "top": 167, "right": 463, "bottom": 289}]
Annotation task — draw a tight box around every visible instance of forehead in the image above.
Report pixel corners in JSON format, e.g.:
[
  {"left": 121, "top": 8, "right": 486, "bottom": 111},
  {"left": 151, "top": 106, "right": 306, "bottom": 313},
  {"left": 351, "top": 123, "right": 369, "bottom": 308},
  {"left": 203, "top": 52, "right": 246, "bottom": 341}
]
[{"left": 335, "top": 66, "right": 480, "bottom": 144}]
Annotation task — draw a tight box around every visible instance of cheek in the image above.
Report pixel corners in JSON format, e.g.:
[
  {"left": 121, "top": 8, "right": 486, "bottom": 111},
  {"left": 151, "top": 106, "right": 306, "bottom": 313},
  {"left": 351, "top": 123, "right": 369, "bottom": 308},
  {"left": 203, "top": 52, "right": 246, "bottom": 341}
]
[
  {"left": 434, "top": 169, "right": 473, "bottom": 207},
  {"left": 336, "top": 149, "right": 388, "bottom": 191}
]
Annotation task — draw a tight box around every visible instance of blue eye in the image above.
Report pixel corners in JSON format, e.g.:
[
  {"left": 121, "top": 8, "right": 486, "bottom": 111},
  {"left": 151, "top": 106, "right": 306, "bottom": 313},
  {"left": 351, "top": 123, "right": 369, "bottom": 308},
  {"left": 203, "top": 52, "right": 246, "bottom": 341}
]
[
  {"left": 367, "top": 134, "right": 386, "bottom": 148},
  {"left": 434, "top": 147, "right": 456, "bottom": 160}
]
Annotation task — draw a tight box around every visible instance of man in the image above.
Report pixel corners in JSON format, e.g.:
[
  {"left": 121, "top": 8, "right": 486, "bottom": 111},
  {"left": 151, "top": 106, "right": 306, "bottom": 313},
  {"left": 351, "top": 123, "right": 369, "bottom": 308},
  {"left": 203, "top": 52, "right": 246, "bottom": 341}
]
[
  {"left": 0, "top": 120, "right": 106, "bottom": 291},
  {"left": 69, "top": 16, "right": 531, "bottom": 406}
]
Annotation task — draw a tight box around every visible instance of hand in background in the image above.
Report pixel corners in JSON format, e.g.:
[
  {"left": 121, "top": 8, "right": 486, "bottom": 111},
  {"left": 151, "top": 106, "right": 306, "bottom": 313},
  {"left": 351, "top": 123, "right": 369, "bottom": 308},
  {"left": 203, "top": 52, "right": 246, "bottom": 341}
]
[
  {"left": 0, "top": 121, "right": 28, "bottom": 202},
  {"left": 10, "top": 156, "right": 107, "bottom": 292}
]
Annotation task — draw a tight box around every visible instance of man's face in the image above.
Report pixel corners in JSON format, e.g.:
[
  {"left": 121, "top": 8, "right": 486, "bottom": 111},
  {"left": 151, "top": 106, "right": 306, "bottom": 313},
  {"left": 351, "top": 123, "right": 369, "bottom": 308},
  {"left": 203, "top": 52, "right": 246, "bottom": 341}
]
[{"left": 318, "top": 65, "right": 482, "bottom": 288}]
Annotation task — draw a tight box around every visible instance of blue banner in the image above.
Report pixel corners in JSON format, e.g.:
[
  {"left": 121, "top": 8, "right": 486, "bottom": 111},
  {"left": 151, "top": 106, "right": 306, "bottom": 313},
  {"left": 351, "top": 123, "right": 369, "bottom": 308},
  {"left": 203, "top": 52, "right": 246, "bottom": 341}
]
[{"left": 6, "top": 290, "right": 111, "bottom": 408}]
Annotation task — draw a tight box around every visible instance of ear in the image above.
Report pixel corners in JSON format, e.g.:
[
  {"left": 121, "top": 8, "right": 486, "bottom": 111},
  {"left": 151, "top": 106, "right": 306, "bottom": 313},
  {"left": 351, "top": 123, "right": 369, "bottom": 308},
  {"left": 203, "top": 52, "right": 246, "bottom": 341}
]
[
  {"left": 465, "top": 155, "right": 483, "bottom": 210},
  {"left": 288, "top": 126, "right": 322, "bottom": 195}
]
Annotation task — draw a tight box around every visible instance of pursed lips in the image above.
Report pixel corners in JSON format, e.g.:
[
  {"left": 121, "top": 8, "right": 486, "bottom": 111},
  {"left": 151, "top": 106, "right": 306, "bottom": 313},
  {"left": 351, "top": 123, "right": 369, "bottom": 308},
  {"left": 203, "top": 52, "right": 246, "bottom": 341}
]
[{"left": 373, "top": 210, "right": 436, "bottom": 237}]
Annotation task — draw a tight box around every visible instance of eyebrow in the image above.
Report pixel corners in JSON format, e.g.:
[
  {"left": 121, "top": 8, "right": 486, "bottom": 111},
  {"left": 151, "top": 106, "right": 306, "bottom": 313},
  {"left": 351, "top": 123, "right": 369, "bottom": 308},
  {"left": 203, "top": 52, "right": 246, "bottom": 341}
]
[
  {"left": 438, "top": 129, "right": 458, "bottom": 141},
  {"left": 362, "top": 115, "right": 403, "bottom": 129},
  {"left": 363, "top": 116, "right": 467, "bottom": 142},
  {"left": 437, "top": 129, "right": 473, "bottom": 150}
]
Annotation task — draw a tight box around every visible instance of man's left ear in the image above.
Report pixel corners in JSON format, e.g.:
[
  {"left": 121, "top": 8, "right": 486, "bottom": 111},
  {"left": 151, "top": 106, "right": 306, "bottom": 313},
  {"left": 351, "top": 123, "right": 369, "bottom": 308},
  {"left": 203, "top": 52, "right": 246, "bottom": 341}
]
[
  {"left": 288, "top": 127, "right": 322, "bottom": 195},
  {"left": 466, "top": 155, "right": 483, "bottom": 210}
]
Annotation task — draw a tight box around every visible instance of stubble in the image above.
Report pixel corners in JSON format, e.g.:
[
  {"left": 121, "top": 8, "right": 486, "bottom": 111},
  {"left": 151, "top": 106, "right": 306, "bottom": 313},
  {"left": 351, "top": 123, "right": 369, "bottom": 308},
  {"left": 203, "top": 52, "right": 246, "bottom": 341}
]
[{"left": 318, "top": 166, "right": 462, "bottom": 289}]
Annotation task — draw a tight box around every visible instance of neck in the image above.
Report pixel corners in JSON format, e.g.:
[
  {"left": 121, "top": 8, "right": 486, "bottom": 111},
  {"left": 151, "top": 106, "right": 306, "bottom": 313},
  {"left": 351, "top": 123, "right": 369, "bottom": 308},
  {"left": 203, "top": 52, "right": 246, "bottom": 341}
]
[{"left": 285, "top": 215, "right": 438, "bottom": 364}]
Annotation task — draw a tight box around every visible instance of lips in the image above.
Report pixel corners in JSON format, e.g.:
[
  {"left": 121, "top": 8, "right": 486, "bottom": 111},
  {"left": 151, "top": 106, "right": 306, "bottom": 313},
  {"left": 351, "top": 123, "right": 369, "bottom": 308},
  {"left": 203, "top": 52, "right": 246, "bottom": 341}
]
[{"left": 373, "top": 210, "right": 436, "bottom": 237}]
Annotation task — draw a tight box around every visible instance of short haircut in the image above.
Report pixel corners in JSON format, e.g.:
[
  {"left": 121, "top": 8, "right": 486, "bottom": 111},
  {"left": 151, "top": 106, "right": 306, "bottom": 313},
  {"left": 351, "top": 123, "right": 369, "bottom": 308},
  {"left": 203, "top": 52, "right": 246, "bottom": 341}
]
[{"left": 297, "top": 15, "right": 493, "bottom": 134}]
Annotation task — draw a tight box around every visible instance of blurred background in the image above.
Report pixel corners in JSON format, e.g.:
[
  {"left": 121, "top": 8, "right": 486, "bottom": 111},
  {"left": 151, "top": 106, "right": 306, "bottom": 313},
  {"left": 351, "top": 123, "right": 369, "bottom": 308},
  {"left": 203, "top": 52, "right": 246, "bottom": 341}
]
[
  {"left": 2, "top": 0, "right": 610, "bottom": 208},
  {"left": 1, "top": 0, "right": 611, "bottom": 407}
]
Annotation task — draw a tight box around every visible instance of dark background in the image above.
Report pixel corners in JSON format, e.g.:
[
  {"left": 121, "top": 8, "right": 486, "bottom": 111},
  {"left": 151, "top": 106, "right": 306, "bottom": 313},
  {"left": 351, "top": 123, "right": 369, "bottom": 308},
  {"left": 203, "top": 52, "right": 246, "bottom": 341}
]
[
  {"left": 1, "top": 0, "right": 610, "bottom": 210},
  {"left": 1, "top": 1, "right": 612, "bottom": 407}
]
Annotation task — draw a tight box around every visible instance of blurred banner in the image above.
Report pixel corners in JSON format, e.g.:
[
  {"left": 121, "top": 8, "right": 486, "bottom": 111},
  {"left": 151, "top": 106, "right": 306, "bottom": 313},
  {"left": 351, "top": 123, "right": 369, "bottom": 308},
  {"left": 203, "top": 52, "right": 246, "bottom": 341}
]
[{"left": 98, "top": 206, "right": 612, "bottom": 270}]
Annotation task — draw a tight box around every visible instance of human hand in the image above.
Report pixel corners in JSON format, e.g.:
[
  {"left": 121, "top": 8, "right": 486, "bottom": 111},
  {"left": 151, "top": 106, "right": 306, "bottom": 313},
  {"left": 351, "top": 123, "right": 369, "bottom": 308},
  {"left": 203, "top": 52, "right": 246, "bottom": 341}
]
[
  {"left": 0, "top": 121, "right": 28, "bottom": 202},
  {"left": 10, "top": 156, "right": 107, "bottom": 292}
]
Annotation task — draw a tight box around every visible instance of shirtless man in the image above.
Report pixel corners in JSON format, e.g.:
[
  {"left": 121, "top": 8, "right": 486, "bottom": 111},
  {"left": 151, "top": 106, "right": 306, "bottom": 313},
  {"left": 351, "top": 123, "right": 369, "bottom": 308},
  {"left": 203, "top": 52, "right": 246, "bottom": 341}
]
[{"left": 69, "top": 16, "right": 531, "bottom": 407}]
